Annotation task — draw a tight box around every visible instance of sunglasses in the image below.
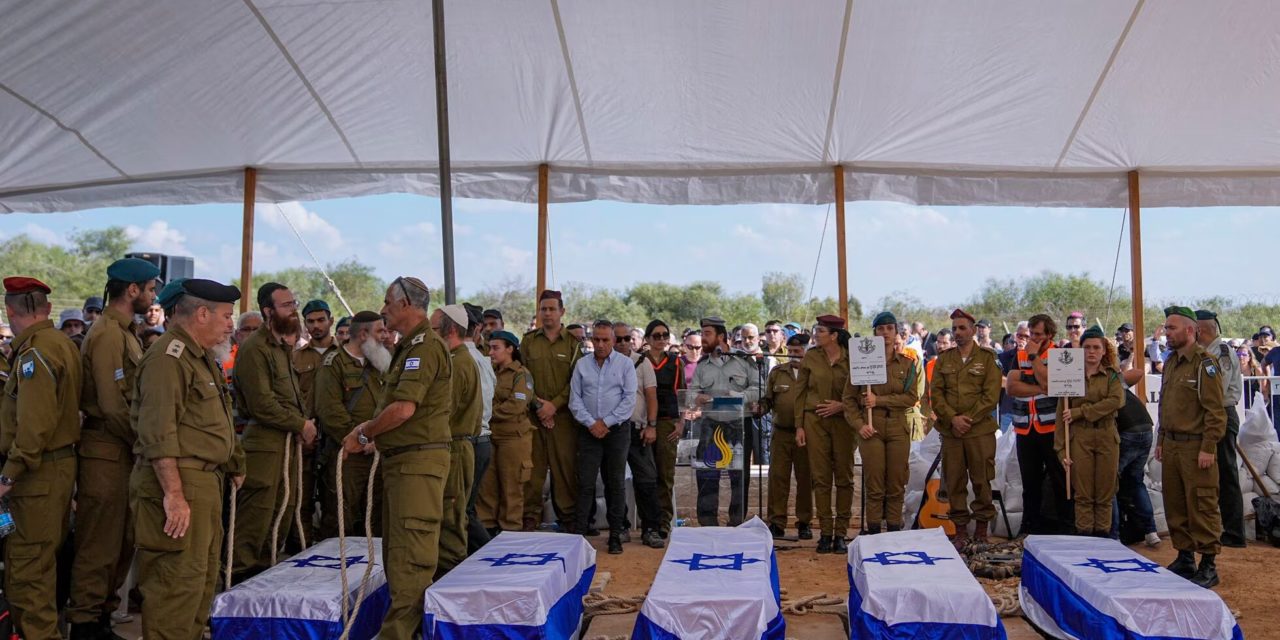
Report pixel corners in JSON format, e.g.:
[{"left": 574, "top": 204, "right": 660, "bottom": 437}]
[
  {"left": 1238, "top": 350, "right": 1251, "bottom": 357},
  {"left": 683, "top": 344, "right": 702, "bottom": 350},
  {"left": 650, "top": 332, "right": 670, "bottom": 340}
]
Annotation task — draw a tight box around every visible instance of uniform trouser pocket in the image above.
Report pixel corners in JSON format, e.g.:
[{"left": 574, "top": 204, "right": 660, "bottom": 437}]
[{"left": 1196, "top": 486, "right": 1218, "bottom": 515}]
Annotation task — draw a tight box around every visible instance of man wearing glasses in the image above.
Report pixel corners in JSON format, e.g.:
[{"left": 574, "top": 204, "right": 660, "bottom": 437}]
[
  {"left": 762, "top": 321, "right": 787, "bottom": 360},
  {"left": 680, "top": 330, "right": 702, "bottom": 388},
  {"left": 230, "top": 283, "right": 317, "bottom": 582}
]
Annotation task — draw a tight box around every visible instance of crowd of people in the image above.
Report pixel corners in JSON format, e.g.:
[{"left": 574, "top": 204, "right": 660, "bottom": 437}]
[{"left": 0, "top": 259, "right": 1267, "bottom": 639}]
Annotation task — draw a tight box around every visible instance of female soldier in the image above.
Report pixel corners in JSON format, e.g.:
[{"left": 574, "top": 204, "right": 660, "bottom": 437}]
[
  {"left": 843, "top": 312, "right": 923, "bottom": 534},
  {"left": 1057, "top": 325, "right": 1125, "bottom": 536},
  {"left": 477, "top": 331, "right": 536, "bottom": 533},
  {"left": 794, "top": 315, "right": 853, "bottom": 553}
]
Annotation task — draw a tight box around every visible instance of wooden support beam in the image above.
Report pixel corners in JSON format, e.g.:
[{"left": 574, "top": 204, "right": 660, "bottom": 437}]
[
  {"left": 240, "top": 167, "right": 256, "bottom": 314},
  {"left": 1128, "top": 170, "right": 1146, "bottom": 399},
  {"left": 834, "top": 165, "right": 848, "bottom": 323},
  {"left": 536, "top": 164, "right": 549, "bottom": 297}
]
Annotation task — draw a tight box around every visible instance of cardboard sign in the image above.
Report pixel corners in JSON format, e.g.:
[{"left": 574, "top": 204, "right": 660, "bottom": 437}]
[
  {"left": 849, "top": 335, "right": 888, "bottom": 386},
  {"left": 1048, "top": 348, "right": 1085, "bottom": 397}
]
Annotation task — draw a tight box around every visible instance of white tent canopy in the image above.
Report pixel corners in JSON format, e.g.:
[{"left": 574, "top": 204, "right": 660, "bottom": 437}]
[{"left": 4, "top": 0, "right": 1280, "bottom": 214}]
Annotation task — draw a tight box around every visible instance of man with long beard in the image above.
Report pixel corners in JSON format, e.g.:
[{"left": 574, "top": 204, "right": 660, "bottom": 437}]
[
  {"left": 316, "top": 311, "right": 389, "bottom": 538},
  {"left": 68, "top": 258, "right": 159, "bottom": 640},
  {"left": 230, "top": 283, "right": 317, "bottom": 581}
]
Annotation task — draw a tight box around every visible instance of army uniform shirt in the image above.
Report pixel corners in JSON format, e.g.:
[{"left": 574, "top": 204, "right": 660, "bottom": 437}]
[
  {"left": 314, "top": 346, "right": 384, "bottom": 443},
  {"left": 931, "top": 346, "right": 1002, "bottom": 438},
  {"left": 80, "top": 306, "right": 143, "bottom": 445},
  {"left": 0, "top": 319, "right": 82, "bottom": 479},
  {"left": 691, "top": 349, "right": 763, "bottom": 405},
  {"left": 292, "top": 340, "right": 334, "bottom": 418},
  {"left": 522, "top": 328, "right": 580, "bottom": 411},
  {"left": 233, "top": 326, "right": 307, "bottom": 442},
  {"left": 793, "top": 347, "right": 847, "bottom": 427},
  {"left": 1205, "top": 337, "right": 1243, "bottom": 407},
  {"left": 761, "top": 362, "right": 803, "bottom": 429},
  {"left": 448, "top": 344, "right": 483, "bottom": 438},
  {"left": 844, "top": 350, "right": 924, "bottom": 431},
  {"left": 376, "top": 319, "right": 452, "bottom": 449},
  {"left": 1159, "top": 345, "right": 1227, "bottom": 454}
]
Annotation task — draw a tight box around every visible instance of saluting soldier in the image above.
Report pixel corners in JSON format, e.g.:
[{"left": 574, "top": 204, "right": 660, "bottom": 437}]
[
  {"left": 794, "top": 314, "right": 851, "bottom": 553},
  {"left": 477, "top": 331, "right": 536, "bottom": 533},
  {"left": 0, "top": 277, "right": 82, "bottom": 640},
  {"left": 1159, "top": 306, "right": 1227, "bottom": 588},
  {"left": 761, "top": 333, "right": 813, "bottom": 540},
  {"left": 521, "top": 290, "right": 581, "bottom": 532},
  {"left": 433, "top": 304, "right": 483, "bottom": 577},
  {"left": 68, "top": 258, "right": 159, "bottom": 640},
  {"left": 130, "top": 279, "right": 244, "bottom": 640},
  {"left": 290, "top": 299, "right": 335, "bottom": 547},
  {"left": 1195, "top": 309, "right": 1246, "bottom": 548},
  {"left": 230, "top": 283, "right": 316, "bottom": 581},
  {"left": 932, "top": 308, "right": 1002, "bottom": 549},
  {"left": 341, "top": 277, "right": 452, "bottom": 640},
  {"left": 843, "top": 311, "right": 924, "bottom": 534},
  {"left": 315, "top": 311, "right": 388, "bottom": 538}
]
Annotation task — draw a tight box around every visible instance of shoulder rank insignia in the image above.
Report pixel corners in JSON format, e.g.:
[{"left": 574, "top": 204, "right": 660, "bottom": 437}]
[
  {"left": 1201, "top": 356, "right": 1217, "bottom": 377},
  {"left": 165, "top": 340, "right": 186, "bottom": 359},
  {"left": 323, "top": 351, "right": 337, "bottom": 366},
  {"left": 411, "top": 333, "right": 425, "bottom": 345}
]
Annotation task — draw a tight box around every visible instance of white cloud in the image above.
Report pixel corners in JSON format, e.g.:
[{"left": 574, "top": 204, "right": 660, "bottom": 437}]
[
  {"left": 260, "top": 202, "right": 342, "bottom": 250},
  {"left": 126, "top": 220, "right": 191, "bottom": 255},
  {"left": 20, "top": 222, "right": 64, "bottom": 246},
  {"left": 498, "top": 245, "right": 535, "bottom": 272}
]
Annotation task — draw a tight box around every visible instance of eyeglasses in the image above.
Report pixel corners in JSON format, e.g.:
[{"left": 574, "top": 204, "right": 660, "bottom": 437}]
[
  {"left": 765, "top": 327, "right": 783, "bottom": 333},
  {"left": 1066, "top": 324, "right": 1083, "bottom": 330},
  {"left": 276, "top": 298, "right": 299, "bottom": 310},
  {"left": 650, "top": 332, "right": 670, "bottom": 340},
  {"left": 683, "top": 344, "right": 702, "bottom": 350}
]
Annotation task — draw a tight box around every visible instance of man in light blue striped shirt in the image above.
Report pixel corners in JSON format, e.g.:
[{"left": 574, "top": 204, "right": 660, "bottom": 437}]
[{"left": 569, "top": 320, "right": 637, "bottom": 553}]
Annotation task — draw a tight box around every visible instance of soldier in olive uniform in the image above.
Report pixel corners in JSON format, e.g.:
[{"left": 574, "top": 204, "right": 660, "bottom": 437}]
[
  {"left": 931, "top": 309, "right": 1002, "bottom": 549},
  {"left": 130, "top": 279, "right": 244, "bottom": 640},
  {"left": 521, "top": 290, "right": 581, "bottom": 532},
  {"left": 432, "top": 304, "right": 482, "bottom": 577},
  {"left": 68, "top": 258, "right": 159, "bottom": 640},
  {"left": 341, "top": 276, "right": 452, "bottom": 640},
  {"left": 290, "top": 299, "right": 335, "bottom": 548},
  {"left": 1158, "top": 306, "right": 1227, "bottom": 588},
  {"left": 1195, "top": 309, "right": 1246, "bottom": 548},
  {"left": 761, "top": 333, "right": 812, "bottom": 540},
  {"left": 1055, "top": 325, "right": 1125, "bottom": 536},
  {"left": 843, "top": 311, "right": 924, "bottom": 534},
  {"left": 0, "top": 277, "right": 82, "bottom": 640},
  {"left": 478, "top": 331, "right": 536, "bottom": 532},
  {"left": 231, "top": 283, "right": 317, "bottom": 580},
  {"left": 315, "top": 311, "right": 387, "bottom": 538},
  {"left": 794, "top": 315, "right": 851, "bottom": 553}
]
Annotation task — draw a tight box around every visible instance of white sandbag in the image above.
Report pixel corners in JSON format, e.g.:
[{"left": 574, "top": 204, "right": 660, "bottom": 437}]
[
  {"left": 990, "top": 512, "right": 1023, "bottom": 539},
  {"left": 902, "top": 490, "right": 923, "bottom": 527},
  {"left": 1266, "top": 441, "right": 1280, "bottom": 481},
  {"left": 1239, "top": 467, "right": 1254, "bottom": 495},
  {"left": 1241, "top": 441, "right": 1275, "bottom": 480},
  {"left": 1243, "top": 492, "right": 1258, "bottom": 518},
  {"left": 1260, "top": 476, "right": 1280, "bottom": 497},
  {"left": 1239, "top": 391, "right": 1278, "bottom": 446},
  {"left": 1154, "top": 512, "right": 1168, "bottom": 535},
  {"left": 1146, "top": 458, "right": 1162, "bottom": 492}
]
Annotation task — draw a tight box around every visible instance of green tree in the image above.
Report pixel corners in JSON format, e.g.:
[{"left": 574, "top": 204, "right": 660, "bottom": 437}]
[
  {"left": 761, "top": 272, "right": 806, "bottom": 321},
  {"left": 237, "top": 260, "right": 390, "bottom": 318},
  {"left": 468, "top": 276, "right": 537, "bottom": 331}
]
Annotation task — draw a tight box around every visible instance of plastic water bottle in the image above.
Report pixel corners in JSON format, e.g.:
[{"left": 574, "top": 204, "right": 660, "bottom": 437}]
[{"left": 0, "top": 498, "right": 14, "bottom": 537}]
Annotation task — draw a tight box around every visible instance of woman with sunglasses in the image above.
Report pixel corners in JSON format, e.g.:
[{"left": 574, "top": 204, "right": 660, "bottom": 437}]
[
  {"left": 644, "top": 320, "right": 685, "bottom": 539},
  {"left": 1238, "top": 345, "right": 1268, "bottom": 409}
]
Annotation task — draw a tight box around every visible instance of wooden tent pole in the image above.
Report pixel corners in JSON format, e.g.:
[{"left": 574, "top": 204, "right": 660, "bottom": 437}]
[
  {"left": 1128, "top": 170, "right": 1146, "bottom": 400},
  {"left": 835, "top": 165, "right": 848, "bottom": 323},
  {"left": 240, "top": 167, "right": 256, "bottom": 314},
  {"left": 537, "top": 164, "right": 549, "bottom": 298}
]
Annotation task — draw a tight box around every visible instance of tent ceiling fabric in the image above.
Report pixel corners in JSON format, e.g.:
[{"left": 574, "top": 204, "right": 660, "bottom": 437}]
[{"left": 3, "top": 0, "right": 1280, "bottom": 213}]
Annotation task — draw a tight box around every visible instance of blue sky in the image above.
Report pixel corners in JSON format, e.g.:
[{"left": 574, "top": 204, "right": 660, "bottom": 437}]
[{"left": 0, "top": 195, "right": 1273, "bottom": 307}]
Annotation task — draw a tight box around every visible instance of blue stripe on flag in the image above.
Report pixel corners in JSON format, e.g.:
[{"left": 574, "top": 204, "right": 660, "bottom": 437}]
[
  {"left": 423, "top": 565, "right": 596, "bottom": 639},
  {"left": 211, "top": 584, "right": 390, "bottom": 640},
  {"left": 846, "top": 565, "right": 1005, "bottom": 640},
  {"left": 1021, "top": 549, "right": 1243, "bottom": 640}
]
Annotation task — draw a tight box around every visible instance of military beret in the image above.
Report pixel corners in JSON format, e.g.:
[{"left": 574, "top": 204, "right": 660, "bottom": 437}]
[
  {"left": 302, "top": 300, "right": 330, "bottom": 316},
  {"left": 1194, "top": 309, "right": 1217, "bottom": 321},
  {"left": 351, "top": 310, "right": 382, "bottom": 324},
  {"left": 483, "top": 308, "right": 503, "bottom": 321},
  {"left": 949, "top": 308, "right": 976, "bottom": 324},
  {"left": 441, "top": 304, "right": 468, "bottom": 328},
  {"left": 106, "top": 258, "right": 161, "bottom": 284},
  {"left": 155, "top": 278, "right": 189, "bottom": 309},
  {"left": 976, "top": 318, "right": 992, "bottom": 328},
  {"left": 1164, "top": 306, "right": 1196, "bottom": 321},
  {"left": 182, "top": 279, "right": 240, "bottom": 304},
  {"left": 82, "top": 296, "right": 104, "bottom": 312},
  {"left": 490, "top": 330, "right": 520, "bottom": 348},
  {"left": 1081, "top": 325, "right": 1106, "bottom": 341},
  {"left": 3, "top": 277, "right": 50, "bottom": 295},
  {"left": 872, "top": 311, "right": 897, "bottom": 328},
  {"left": 700, "top": 316, "right": 727, "bottom": 329},
  {"left": 538, "top": 289, "right": 562, "bottom": 302},
  {"left": 335, "top": 315, "right": 352, "bottom": 329},
  {"left": 815, "top": 314, "right": 845, "bottom": 330}
]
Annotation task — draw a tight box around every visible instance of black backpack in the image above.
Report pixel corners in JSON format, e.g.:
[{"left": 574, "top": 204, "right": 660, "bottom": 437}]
[{"left": 1253, "top": 496, "right": 1280, "bottom": 546}]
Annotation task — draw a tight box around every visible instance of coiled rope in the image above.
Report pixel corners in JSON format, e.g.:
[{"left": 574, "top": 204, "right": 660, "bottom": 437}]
[{"left": 336, "top": 447, "right": 382, "bottom": 640}]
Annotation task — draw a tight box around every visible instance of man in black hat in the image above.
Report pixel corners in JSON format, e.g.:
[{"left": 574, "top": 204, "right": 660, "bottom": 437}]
[
  {"left": 82, "top": 296, "right": 104, "bottom": 327},
  {"left": 1196, "top": 309, "right": 1245, "bottom": 548},
  {"left": 1116, "top": 322, "right": 1136, "bottom": 366}
]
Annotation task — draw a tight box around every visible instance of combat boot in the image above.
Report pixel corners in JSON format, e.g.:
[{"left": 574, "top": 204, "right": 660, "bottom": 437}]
[
  {"left": 1167, "top": 550, "right": 1196, "bottom": 579},
  {"left": 1190, "top": 554, "right": 1220, "bottom": 589},
  {"left": 887, "top": 523, "right": 902, "bottom": 532},
  {"left": 68, "top": 623, "right": 101, "bottom": 640},
  {"left": 951, "top": 530, "right": 969, "bottom": 552},
  {"left": 864, "top": 523, "right": 881, "bottom": 535},
  {"left": 816, "top": 535, "right": 833, "bottom": 554},
  {"left": 99, "top": 613, "right": 128, "bottom": 640},
  {"left": 797, "top": 523, "right": 813, "bottom": 540},
  {"left": 973, "top": 521, "right": 989, "bottom": 544},
  {"left": 832, "top": 536, "right": 848, "bottom": 554}
]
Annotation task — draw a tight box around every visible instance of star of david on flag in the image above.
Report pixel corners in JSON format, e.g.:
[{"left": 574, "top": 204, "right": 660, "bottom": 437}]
[
  {"left": 479, "top": 552, "right": 567, "bottom": 572},
  {"left": 670, "top": 552, "right": 763, "bottom": 571},
  {"left": 1073, "top": 557, "right": 1161, "bottom": 574},
  {"left": 285, "top": 554, "right": 368, "bottom": 570},
  {"left": 861, "top": 550, "right": 953, "bottom": 566}
]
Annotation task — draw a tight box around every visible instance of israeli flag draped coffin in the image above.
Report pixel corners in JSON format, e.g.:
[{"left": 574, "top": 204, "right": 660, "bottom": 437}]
[
  {"left": 848, "top": 528, "right": 1005, "bottom": 639},
  {"left": 210, "top": 537, "right": 389, "bottom": 640},
  {"left": 633, "top": 518, "right": 784, "bottom": 640},
  {"left": 423, "top": 531, "right": 596, "bottom": 639},
  {"left": 1020, "top": 535, "right": 1243, "bottom": 640}
]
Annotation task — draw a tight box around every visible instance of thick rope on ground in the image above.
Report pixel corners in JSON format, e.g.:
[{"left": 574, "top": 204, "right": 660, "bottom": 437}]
[
  {"left": 269, "top": 432, "right": 294, "bottom": 567},
  {"left": 582, "top": 592, "right": 645, "bottom": 618},
  {"left": 337, "top": 448, "right": 381, "bottom": 640},
  {"left": 979, "top": 578, "right": 1022, "bottom": 617}
]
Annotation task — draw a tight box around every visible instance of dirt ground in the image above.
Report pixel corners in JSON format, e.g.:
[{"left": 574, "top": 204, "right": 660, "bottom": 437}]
[{"left": 583, "top": 472, "right": 1277, "bottom": 639}]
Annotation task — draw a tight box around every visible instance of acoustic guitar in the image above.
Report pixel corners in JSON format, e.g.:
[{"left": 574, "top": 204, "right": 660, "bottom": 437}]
[{"left": 913, "top": 450, "right": 955, "bottom": 535}]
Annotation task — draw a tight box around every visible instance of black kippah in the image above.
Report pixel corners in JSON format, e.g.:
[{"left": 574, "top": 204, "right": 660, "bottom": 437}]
[{"left": 183, "top": 279, "right": 240, "bottom": 303}]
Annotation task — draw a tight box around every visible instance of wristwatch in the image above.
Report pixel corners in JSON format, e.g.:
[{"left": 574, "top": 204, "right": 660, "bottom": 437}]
[
  {"left": 647, "top": 420, "right": 657, "bottom": 428},
  {"left": 356, "top": 426, "right": 371, "bottom": 446},
  {"left": 0, "top": 475, "right": 14, "bottom": 486}
]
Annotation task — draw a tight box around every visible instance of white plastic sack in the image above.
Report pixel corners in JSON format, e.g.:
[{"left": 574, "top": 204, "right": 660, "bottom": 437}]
[
  {"left": 1243, "top": 492, "right": 1258, "bottom": 518},
  {"left": 990, "top": 512, "right": 1023, "bottom": 539},
  {"left": 1239, "top": 467, "right": 1254, "bottom": 495},
  {"left": 1241, "top": 441, "right": 1275, "bottom": 480},
  {"left": 1238, "top": 392, "right": 1277, "bottom": 446},
  {"left": 1149, "top": 490, "right": 1164, "bottom": 516},
  {"left": 994, "top": 431, "right": 1023, "bottom": 514}
]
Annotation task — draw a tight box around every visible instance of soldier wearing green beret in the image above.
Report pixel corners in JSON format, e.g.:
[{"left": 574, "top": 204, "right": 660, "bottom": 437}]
[
  {"left": 477, "top": 330, "right": 536, "bottom": 533},
  {"left": 340, "top": 277, "right": 452, "bottom": 640},
  {"left": 1159, "top": 306, "right": 1227, "bottom": 588},
  {"left": 289, "top": 299, "right": 334, "bottom": 549},
  {"left": 0, "top": 277, "right": 82, "bottom": 640},
  {"left": 68, "top": 258, "right": 159, "bottom": 640},
  {"left": 230, "top": 283, "right": 316, "bottom": 580},
  {"left": 843, "top": 311, "right": 923, "bottom": 534}
]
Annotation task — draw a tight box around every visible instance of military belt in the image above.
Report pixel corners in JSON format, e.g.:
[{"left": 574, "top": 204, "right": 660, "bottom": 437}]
[
  {"left": 41, "top": 446, "right": 74, "bottom": 461},
  {"left": 1162, "top": 431, "right": 1202, "bottom": 442},
  {"left": 176, "top": 457, "right": 220, "bottom": 471},
  {"left": 451, "top": 434, "right": 474, "bottom": 441},
  {"left": 381, "top": 442, "right": 449, "bottom": 458}
]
